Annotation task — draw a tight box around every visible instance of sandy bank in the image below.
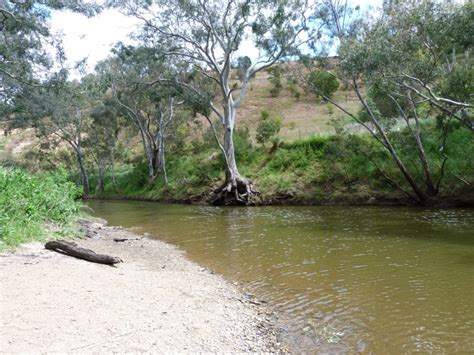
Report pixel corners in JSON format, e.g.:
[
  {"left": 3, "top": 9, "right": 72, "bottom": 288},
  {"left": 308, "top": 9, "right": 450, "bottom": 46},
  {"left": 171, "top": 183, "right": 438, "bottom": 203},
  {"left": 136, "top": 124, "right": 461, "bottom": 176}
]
[{"left": 0, "top": 218, "right": 280, "bottom": 353}]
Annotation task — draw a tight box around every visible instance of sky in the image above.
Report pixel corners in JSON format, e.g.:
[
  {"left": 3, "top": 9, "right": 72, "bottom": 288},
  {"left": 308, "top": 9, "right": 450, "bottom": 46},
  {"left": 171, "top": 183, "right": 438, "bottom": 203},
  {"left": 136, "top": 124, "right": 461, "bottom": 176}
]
[
  {"left": 49, "top": 0, "right": 381, "bottom": 79},
  {"left": 49, "top": 8, "right": 139, "bottom": 76}
]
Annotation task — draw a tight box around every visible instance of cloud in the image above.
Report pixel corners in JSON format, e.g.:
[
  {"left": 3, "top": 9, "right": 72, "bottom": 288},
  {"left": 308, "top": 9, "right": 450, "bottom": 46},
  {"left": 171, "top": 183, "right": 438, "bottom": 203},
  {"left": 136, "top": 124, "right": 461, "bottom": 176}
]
[
  {"left": 49, "top": 8, "right": 139, "bottom": 75},
  {"left": 49, "top": 0, "right": 383, "bottom": 78}
]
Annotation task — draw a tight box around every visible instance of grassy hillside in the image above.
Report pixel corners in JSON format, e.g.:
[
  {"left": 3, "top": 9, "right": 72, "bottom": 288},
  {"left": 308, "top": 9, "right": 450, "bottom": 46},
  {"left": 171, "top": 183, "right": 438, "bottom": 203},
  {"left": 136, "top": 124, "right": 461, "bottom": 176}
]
[{"left": 234, "top": 69, "right": 360, "bottom": 139}]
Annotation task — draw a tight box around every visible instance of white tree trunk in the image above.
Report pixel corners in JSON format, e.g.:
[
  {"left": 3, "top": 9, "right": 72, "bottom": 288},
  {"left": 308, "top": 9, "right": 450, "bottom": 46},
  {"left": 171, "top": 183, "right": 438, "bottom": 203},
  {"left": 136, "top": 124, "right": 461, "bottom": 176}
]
[
  {"left": 212, "top": 103, "right": 256, "bottom": 205},
  {"left": 223, "top": 105, "right": 239, "bottom": 184},
  {"left": 158, "top": 134, "right": 168, "bottom": 184}
]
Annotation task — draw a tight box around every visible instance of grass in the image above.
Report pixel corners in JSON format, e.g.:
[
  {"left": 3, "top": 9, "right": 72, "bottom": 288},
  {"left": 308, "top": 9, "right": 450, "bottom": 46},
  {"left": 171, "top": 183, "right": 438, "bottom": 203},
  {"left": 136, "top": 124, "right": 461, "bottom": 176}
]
[
  {"left": 0, "top": 167, "right": 82, "bottom": 249},
  {"left": 89, "top": 122, "right": 473, "bottom": 205},
  {"left": 236, "top": 70, "right": 361, "bottom": 140}
]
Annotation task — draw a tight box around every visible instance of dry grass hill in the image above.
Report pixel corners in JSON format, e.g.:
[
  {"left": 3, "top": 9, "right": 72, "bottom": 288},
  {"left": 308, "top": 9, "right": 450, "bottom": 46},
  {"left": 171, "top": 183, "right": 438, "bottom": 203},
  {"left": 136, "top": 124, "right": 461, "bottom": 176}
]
[{"left": 0, "top": 67, "right": 361, "bottom": 167}]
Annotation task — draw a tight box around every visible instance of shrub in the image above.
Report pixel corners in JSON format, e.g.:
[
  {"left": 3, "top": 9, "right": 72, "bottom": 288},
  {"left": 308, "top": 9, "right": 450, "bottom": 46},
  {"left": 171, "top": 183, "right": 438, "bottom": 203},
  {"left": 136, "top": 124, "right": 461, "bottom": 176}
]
[
  {"left": 256, "top": 111, "right": 282, "bottom": 145},
  {"left": 0, "top": 168, "right": 82, "bottom": 248},
  {"left": 234, "top": 126, "right": 258, "bottom": 164},
  {"left": 267, "top": 66, "right": 283, "bottom": 97},
  {"left": 308, "top": 70, "right": 339, "bottom": 98},
  {"left": 287, "top": 81, "right": 301, "bottom": 100}
]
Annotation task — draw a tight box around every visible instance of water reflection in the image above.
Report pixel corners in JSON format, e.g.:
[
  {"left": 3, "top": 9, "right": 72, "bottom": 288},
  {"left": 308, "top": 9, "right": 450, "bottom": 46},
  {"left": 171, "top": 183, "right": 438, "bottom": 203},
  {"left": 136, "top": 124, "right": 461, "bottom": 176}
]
[{"left": 88, "top": 201, "right": 474, "bottom": 353}]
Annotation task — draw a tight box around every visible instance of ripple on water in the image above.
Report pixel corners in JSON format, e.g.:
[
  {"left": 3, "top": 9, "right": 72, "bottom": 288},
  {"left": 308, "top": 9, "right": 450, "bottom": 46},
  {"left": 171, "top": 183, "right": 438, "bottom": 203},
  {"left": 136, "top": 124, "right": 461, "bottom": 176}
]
[{"left": 88, "top": 202, "right": 474, "bottom": 354}]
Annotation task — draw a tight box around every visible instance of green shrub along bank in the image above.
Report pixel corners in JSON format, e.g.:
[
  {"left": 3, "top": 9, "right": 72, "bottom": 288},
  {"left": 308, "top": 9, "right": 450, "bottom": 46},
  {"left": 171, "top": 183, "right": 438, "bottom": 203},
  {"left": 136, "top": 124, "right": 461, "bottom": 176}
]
[
  {"left": 88, "top": 123, "right": 473, "bottom": 206},
  {"left": 0, "top": 168, "right": 82, "bottom": 249}
]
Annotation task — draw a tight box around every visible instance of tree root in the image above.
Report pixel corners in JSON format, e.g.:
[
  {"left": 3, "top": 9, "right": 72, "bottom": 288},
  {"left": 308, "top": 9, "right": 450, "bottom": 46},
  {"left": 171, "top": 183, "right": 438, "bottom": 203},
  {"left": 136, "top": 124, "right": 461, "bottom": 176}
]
[{"left": 210, "top": 176, "right": 259, "bottom": 206}]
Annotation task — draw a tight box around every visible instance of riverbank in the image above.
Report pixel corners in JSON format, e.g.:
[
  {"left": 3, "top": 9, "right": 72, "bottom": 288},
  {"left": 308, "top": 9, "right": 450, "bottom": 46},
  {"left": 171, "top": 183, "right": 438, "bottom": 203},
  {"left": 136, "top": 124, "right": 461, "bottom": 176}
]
[
  {"left": 85, "top": 126, "right": 473, "bottom": 208},
  {"left": 86, "top": 186, "right": 474, "bottom": 208},
  {"left": 0, "top": 218, "right": 281, "bottom": 353}
]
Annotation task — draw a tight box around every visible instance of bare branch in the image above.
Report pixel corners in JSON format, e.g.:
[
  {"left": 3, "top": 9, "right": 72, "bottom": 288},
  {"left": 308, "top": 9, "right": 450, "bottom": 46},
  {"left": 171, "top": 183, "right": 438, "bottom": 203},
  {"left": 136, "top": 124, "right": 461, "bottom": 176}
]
[
  {"left": 0, "top": 7, "right": 19, "bottom": 22},
  {"left": 401, "top": 74, "right": 473, "bottom": 108}
]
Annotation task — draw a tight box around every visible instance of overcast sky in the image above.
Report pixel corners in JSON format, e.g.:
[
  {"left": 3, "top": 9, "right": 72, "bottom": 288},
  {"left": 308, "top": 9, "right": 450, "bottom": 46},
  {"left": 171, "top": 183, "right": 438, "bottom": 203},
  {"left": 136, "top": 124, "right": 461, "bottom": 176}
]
[{"left": 49, "top": 0, "right": 381, "bottom": 78}]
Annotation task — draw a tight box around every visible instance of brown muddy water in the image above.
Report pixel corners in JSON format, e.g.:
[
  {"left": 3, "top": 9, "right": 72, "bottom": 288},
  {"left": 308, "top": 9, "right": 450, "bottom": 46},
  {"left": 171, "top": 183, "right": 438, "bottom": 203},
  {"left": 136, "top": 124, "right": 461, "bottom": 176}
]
[{"left": 87, "top": 200, "right": 474, "bottom": 353}]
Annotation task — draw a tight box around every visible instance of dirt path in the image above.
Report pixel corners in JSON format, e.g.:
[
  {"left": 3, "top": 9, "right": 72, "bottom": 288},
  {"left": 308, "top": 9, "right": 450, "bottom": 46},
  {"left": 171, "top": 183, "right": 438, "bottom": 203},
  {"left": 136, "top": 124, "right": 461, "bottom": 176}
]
[{"left": 0, "top": 218, "right": 280, "bottom": 353}]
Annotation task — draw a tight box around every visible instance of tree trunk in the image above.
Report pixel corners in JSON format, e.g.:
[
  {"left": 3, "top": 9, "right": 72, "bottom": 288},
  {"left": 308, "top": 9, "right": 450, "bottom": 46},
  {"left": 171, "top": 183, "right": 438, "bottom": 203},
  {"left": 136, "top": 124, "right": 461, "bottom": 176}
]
[
  {"left": 211, "top": 121, "right": 256, "bottom": 205},
  {"left": 45, "top": 240, "right": 122, "bottom": 265},
  {"left": 146, "top": 144, "right": 157, "bottom": 185},
  {"left": 76, "top": 148, "right": 90, "bottom": 195},
  {"left": 137, "top": 126, "right": 156, "bottom": 184},
  {"left": 413, "top": 130, "right": 437, "bottom": 196},
  {"left": 353, "top": 83, "right": 428, "bottom": 204},
  {"left": 95, "top": 161, "right": 105, "bottom": 193},
  {"left": 386, "top": 144, "right": 428, "bottom": 203},
  {"left": 408, "top": 96, "right": 438, "bottom": 197},
  {"left": 158, "top": 134, "right": 168, "bottom": 184},
  {"left": 224, "top": 127, "right": 239, "bottom": 183},
  {"left": 371, "top": 120, "right": 428, "bottom": 203},
  {"left": 110, "top": 151, "right": 118, "bottom": 192},
  {"left": 209, "top": 67, "right": 258, "bottom": 205}
]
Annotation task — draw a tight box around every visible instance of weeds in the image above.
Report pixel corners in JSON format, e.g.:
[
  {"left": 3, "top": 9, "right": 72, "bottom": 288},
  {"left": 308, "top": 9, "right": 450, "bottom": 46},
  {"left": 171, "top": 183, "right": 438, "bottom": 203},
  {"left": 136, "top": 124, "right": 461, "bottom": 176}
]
[{"left": 0, "top": 168, "right": 82, "bottom": 249}]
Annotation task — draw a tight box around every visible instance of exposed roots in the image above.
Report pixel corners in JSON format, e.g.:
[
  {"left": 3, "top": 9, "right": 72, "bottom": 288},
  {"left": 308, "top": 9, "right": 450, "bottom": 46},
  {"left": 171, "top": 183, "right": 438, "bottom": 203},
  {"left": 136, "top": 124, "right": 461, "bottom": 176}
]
[{"left": 210, "top": 176, "right": 259, "bottom": 206}]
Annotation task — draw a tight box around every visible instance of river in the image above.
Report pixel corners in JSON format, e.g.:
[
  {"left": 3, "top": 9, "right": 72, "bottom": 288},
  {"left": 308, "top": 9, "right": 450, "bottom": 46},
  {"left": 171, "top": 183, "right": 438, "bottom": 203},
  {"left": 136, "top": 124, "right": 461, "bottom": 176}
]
[{"left": 87, "top": 200, "right": 474, "bottom": 353}]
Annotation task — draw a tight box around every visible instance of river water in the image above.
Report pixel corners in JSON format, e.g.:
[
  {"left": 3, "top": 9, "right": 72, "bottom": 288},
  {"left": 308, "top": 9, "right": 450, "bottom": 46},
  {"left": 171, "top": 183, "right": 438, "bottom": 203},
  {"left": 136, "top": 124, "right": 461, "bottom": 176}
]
[{"left": 87, "top": 200, "right": 474, "bottom": 353}]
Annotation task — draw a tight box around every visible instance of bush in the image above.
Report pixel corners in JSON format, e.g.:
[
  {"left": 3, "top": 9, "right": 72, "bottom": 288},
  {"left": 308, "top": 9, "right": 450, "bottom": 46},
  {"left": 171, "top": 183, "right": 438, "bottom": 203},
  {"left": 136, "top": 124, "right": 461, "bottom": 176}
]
[
  {"left": 308, "top": 70, "right": 339, "bottom": 98},
  {"left": 265, "top": 136, "right": 328, "bottom": 172},
  {"left": 256, "top": 111, "right": 282, "bottom": 145},
  {"left": 0, "top": 168, "right": 82, "bottom": 248},
  {"left": 267, "top": 66, "right": 283, "bottom": 97},
  {"left": 287, "top": 81, "right": 301, "bottom": 100},
  {"left": 234, "top": 126, "right": 258, "bottom": 164}
]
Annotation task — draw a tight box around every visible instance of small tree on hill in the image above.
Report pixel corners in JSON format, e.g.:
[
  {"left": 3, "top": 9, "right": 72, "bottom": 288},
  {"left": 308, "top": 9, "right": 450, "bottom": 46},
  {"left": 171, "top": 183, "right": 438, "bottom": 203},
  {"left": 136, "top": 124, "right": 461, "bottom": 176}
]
[
  {"left": 308, "top": 70, "right": 339, "bottom": 99},
  {"left": 256, "top": 111, "right": 282, "bottom": 145}
]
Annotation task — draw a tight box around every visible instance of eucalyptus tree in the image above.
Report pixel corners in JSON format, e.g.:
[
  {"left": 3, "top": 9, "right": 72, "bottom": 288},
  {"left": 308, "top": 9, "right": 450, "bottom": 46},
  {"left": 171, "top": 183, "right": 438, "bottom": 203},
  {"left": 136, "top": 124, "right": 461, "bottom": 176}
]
[
  {"left": 87, "top": 103, "right": 120, "bottom": 193},
  {"left": 83, "top": 75, "right": 122, "bottom": 193},
  {"left": 30, "top": 80, "right": 95, "bottom": 194},
  {"left": 0, "top": 1, "right": 99, "bottom": 122},
  {"left": 97, "top": 45, "right": 186, "bottom": 184},
  {"left": 115, "top": 0, "right": 315, "bottom": 204},
  {"left": 304, "top": 0, "right": 473, "bottom": 204},
  {"left": 1, "top": 0, "right": 52, "bottom": 120}
]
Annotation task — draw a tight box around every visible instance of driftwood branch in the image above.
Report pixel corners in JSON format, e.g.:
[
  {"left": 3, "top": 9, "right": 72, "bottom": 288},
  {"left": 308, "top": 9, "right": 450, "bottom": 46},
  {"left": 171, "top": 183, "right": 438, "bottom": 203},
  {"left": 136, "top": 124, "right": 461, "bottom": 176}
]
[
  {"left": 113, "top": 237, "right": 143, "bottom": 243},
  {"left": 45, "top": 240, "right": 122, "bottom": 265}
]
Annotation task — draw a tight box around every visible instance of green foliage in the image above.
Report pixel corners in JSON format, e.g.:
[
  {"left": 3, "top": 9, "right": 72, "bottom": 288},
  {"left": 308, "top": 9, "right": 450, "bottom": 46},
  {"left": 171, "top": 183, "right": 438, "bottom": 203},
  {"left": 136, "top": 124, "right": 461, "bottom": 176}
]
[
  {"left": 265, "top": 136, "right": 327, "bottom": 171},
  {"left": 267, "top": 66, "right": 284, "bottom": 97},
  {"left": 87, "top": 122, "right": 473, "bottom": 204},
  {"left": 331, "top": 1, "right": 474, "bottom": 201},
  {"left": 234, "top": 127, "right": 258, "bottom": 164},
  {"left": 438, "top": 58, "right": 474, "bottom": 103},
  {"left": 367, "top": 81, "right": 400, "bottom": 119},
  {"left": 0, "top": 1, "right": 100, "bottom": 120},
  {"left": 308, "top": 71, "right": 339, "bottom": 98},
  {"left": 0, "top": 168, "right": 81, "bottom": 249},
  {"left": 234, "top": 56, "right": 253, "bottom": 81},
  {"left": 287, "top": 81, "right": 301, "bottom": 100},
  {"left": 339, "top": 0, "right": 473, "bottom": 124},
  {"left": 256, "top": 111, "right": 282, "bottom": 145},
  {"left": 442, "top": 126, "right": 474, "bottom": 179}
]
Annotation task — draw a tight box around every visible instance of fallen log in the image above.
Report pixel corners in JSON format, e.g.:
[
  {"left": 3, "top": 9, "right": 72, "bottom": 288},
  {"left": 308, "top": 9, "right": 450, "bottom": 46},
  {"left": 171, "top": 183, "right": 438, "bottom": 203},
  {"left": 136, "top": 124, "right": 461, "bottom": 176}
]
[
  {"left": 113, "top": 237, "right": 142, "bottom": 243},
  {"left": 44, "top": 240, "right": 122, "bottom": 265}
]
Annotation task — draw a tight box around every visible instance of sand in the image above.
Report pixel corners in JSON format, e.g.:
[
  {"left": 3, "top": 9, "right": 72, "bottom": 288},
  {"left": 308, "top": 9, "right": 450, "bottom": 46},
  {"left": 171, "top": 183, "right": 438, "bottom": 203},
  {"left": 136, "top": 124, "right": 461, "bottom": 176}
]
[{"left": 0, "top": 218, "right": 280, "bottom": 353}]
